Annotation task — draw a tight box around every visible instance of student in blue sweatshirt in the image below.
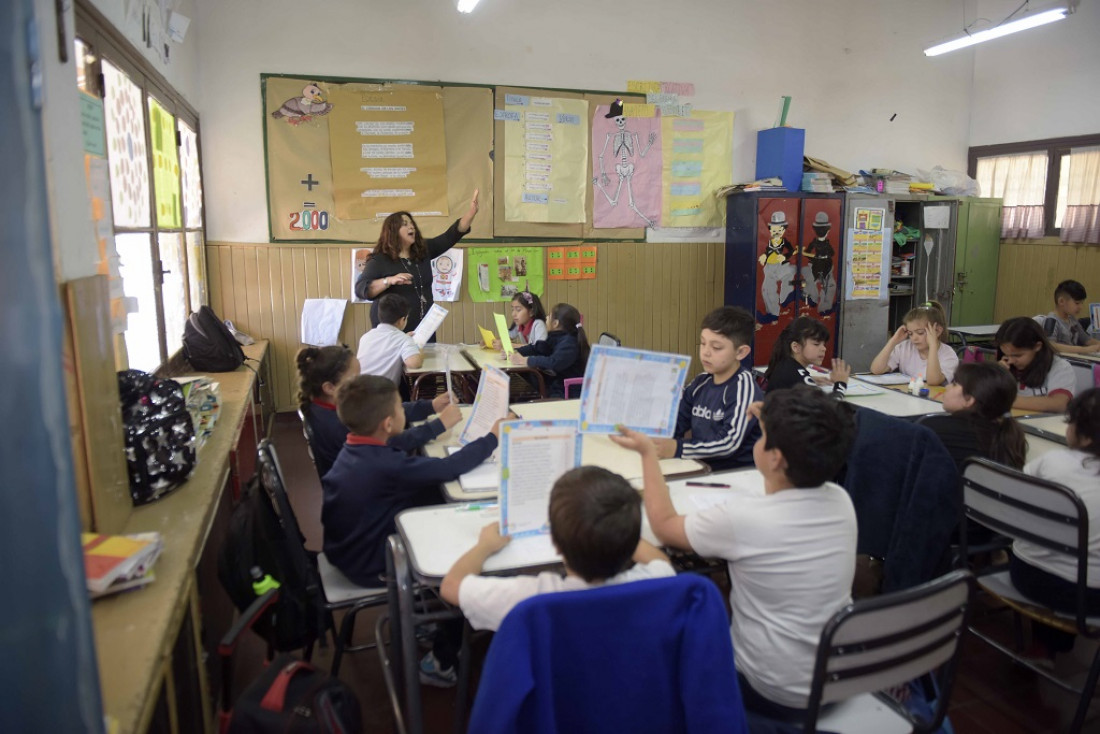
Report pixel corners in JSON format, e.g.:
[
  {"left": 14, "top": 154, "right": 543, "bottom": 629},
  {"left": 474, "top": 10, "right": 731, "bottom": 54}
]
[
  {"left": 297, "top": 345, "right": 461, "bottom": 478},
  {"left": 322, "top": 374, "right": 501, "bottom": 587},
  {"left": 654, "top": 306, "right": 762, "bottom": 470},
  {"left": 509, "top": 302, "right": 589, "bottom": 397}
]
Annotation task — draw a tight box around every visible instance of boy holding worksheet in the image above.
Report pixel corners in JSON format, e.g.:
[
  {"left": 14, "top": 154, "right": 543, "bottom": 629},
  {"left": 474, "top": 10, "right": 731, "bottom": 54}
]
[
  {"left": 356, "top": 293, "right": 423, "bottom": 385},
  {"left": 440, "top": 465, "right": 674, "bottom": 631},
  {"left": 654, "top": 306, "right": 762, "bottom": 470},
  {"left": 613, "top": 387, "right": 856, "bottom": 721}
]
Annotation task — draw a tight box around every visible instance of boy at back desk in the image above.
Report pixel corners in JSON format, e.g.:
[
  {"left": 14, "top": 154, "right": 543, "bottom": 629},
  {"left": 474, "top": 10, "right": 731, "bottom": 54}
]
[
  {"left": 1036, "top": 279, "right": 1100, "bottom": 355},
  {"left": 653, "top": 305, "right": 762, "bottom": 470},
  {"left": 357, "top": 293, "right": 425, "bottom": 385},
  {"left": 613, "top": 387, "right": 857, "bottom": 721},
  {"left": 440, "top": 465, "right": 674, "bottom": 631}
]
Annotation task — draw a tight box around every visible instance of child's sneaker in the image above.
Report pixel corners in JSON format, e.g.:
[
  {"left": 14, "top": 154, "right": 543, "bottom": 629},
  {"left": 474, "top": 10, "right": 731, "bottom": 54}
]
[{"left": 419, "top": 651, "right": 457, "bottom": 688}]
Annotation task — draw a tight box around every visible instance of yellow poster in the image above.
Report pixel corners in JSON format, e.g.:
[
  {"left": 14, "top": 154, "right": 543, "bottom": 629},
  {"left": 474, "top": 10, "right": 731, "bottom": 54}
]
[
  {"left": 327, "top": 86, "right": 449, "bottom": 220},
  {"left": 503, "top": 95, "right": 589, "bottom": 223},
  {"left": 660, "top": 110, "right": 734, "bottom": 228}
]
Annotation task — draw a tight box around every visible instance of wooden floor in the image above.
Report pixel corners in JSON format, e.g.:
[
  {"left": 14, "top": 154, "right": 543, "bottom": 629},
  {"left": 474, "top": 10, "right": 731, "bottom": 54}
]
[{"left": 226, "top": 413, "right": 1100, "bottom": 733}]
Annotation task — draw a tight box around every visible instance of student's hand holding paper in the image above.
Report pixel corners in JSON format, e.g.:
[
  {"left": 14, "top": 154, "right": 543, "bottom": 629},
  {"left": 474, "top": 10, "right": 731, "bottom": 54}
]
[
  {"left": 477, "top": 521, "right": 511, "bottom": 551},
  {"left": 432, "top": 392, "right": 452, "bottom": 413},
  {"left": 610, "top": 425, "right": 658, "bottom": 457},
  {"left": 509, "top": 352, "right": 528, "bottom": 366},
  {"left": 438, "top": 403, "right": 463, "bottom": 430}
]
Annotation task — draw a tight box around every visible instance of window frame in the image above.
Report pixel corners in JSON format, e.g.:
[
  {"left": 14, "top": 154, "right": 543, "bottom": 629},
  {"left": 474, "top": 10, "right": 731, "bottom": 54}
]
[
  {"left": 75, "top": 0, "right": 207, "bottom": 370},
  {"left": 968, "top": 133, "right": 1100, "bottom": 239}
]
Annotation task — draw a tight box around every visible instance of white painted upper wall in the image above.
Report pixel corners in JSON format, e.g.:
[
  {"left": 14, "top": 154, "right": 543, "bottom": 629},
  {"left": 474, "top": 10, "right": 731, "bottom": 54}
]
[
  {"left": 194, "top": 0, "right": 977, "bottom": 243},
  {"left": 970, "top": 0, "right": 1100, "bottom": 146}
]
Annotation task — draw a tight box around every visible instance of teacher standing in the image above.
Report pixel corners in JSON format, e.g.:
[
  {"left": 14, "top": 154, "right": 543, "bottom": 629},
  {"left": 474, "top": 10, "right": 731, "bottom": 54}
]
[{"left": 355, "top": 190, "right": 480, "bottom": 334}]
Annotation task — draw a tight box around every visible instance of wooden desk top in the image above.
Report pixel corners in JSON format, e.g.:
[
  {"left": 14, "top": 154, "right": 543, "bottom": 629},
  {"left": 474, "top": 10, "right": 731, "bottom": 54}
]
[
  {"left": 92, "top": 341, "right": 267, "bottom": 734},
  {"left": 462, "top": 346, "right": 515, "bottom": 370},
  {"left": 405, "top": 343, "right": 478, "bottom": 374},
  {"left": 425, "top": 400, "right": 708, "bottom": 502}
]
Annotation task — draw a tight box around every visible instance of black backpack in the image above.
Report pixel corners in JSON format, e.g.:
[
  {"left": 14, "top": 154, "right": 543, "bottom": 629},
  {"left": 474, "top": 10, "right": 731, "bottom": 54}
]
[
  {"left": 183, "top": 305, "right": 246, "bottom": 372},
  {"left": 217, "top": 477, "right": 323, "bottom": 652},
  {"left": 226, "top": 656, "right": 362, "bottom": 734},
  {"left": 117, "top": 370, "right": 197, "bottom": 505}
]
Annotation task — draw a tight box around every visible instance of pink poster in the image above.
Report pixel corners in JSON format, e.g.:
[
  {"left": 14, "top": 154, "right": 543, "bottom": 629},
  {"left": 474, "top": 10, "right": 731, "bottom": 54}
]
[{"left": 591, "top": 102, "right": 662, "bottom": 228}]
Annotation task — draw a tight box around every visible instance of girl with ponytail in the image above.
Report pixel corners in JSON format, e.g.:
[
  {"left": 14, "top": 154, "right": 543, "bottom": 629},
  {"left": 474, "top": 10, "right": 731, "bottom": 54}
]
[{"left": 511, "top": 302, "right": 590, "bottom": 398}]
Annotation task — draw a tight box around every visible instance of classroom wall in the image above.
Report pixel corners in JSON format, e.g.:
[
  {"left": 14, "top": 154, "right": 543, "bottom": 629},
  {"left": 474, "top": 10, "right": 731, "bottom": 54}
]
[
  {"left": 206, "top": 240, "right": 724, "bottom": 411},
  {"left": 194, "top": 0, "right": 974, "bottom": 244},
  {"left": 970, "top": 0, "right": 1100, "bottom": 146},
  {"left": 994, "top": 240, "right": 1100, "bottom": 323}
]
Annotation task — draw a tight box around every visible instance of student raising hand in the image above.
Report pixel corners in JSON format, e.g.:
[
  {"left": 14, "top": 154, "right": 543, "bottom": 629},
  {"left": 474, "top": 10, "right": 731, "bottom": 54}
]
[{"left": 609, "top": 424, "right": 658, "bottom": 457}]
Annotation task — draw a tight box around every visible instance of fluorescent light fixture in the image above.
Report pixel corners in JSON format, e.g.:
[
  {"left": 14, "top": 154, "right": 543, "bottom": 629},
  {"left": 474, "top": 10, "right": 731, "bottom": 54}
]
[
  {"left": 924, "top": 6, "right": 1068, "bottom": 56},
  {"left": 457, "top": 0, "right": 481, "bottom": 13}
]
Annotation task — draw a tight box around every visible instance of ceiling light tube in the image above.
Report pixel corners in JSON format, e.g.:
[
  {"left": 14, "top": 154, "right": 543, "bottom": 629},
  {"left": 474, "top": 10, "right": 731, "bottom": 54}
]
[
  {"left": 457, "top": 0, "right": 481, "bottom": 13},
  {"left": 924, "top": 6, "right": 1068, "bottom": 56}
]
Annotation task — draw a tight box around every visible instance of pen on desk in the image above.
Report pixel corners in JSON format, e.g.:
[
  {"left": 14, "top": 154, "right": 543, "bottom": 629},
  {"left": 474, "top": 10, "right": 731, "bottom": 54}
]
[
  {"left": 685, "top": 481, "right": 731, "bottom": 489},
  {"left": 460, "top": 503, "right": 498, "bottom": 511}
]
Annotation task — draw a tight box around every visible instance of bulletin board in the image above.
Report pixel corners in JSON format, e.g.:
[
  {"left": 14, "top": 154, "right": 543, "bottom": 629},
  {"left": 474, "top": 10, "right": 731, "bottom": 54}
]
[{"left": 262, "top": 74, "right": 725, "bottom": 244}]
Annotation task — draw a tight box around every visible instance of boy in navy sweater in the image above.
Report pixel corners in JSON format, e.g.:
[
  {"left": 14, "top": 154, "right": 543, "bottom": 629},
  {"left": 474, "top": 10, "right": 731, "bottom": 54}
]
[
  {"left": 322, "top": 375, "right": 501, "bottom": 587},
  {"left": 654, "top": 306, "right": 762, "bottom": 470}
]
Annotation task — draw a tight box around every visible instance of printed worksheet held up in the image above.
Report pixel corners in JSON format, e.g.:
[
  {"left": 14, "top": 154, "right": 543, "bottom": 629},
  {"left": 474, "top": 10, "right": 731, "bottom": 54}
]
[
  {"left": 577, "top": 345, "right": 690, "bottom": 436},
  {"left": 499, "top": 420, "right": 581, "bottom": 537},
  {"left": 459, "top": 365, "right": 511, "bottom": 445}
]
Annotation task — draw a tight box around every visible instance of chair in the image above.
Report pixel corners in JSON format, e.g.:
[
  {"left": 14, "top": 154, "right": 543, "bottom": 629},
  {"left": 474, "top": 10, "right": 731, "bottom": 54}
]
[
  {"left": 802, "top": 569, "right": 975, "bottom": 734},
  {"left": 959, "top": 457, "right": 1100, "bottom": 734},
  {"left": 960, "top": 345, "right": 997, "bottom": 364},
  {"left": 1092, "top": 363, "right": 1099, "bottom": 388},
  {"left": 563, "top": 377, "right": 583, "bottom": 398},
  {"left": 468, "top": 574, "right": 749, "bottom": 734},
  {"left": 296, "top": 408, "right": 325, "bottom": 484},
  {"left": 598, "top": 331, "right": 622, "bottom": 347},
  {"left": 256, "top": 439, "right": 388, "bottom": 676}
]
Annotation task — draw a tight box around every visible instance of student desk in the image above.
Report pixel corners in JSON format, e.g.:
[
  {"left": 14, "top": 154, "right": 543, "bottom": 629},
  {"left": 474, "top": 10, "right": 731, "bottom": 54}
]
[
  {"left": 1019, "top": 414, "right": 1069, "bottom": 446},
  {"left": 91, "top": 342, "right": 270, "bottom": 734},
  {"left": 404, "top": 343, "right": 478, "bottom": 401},
  {"left": 423, "top": 399, "right": 708, "bottom": 502},
  {"left": 845, "top": 378, "right": 947, "bottom": 418},
  {"left": 949, "top": 324, "right": 1001, "bottom": 349},
  {"left": 461, "top": 345, "right": 548, "bottom": 398},
  {"left": 385, "top": 471, "right": 757, "bottom": 734}
]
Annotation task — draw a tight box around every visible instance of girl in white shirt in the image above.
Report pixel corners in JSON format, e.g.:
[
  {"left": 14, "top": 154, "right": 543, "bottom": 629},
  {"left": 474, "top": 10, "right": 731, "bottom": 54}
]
[
  {"left": 995, "top": 316, "right": 1077, "bottom": 414},
  {"left": 502, "top": 291, "right": 548, "bottom": 347},
  {"left": 870, "top": 301, "right": 958, "bottom": 386},
  {"left": 1010, "top": 388, "right": 1100, "bottom": 660}
]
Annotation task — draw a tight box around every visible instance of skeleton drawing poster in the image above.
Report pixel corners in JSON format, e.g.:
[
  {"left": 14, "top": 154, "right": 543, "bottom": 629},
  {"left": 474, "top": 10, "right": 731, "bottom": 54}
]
[
  {"left": 591, "top": 102, "right": 662, "bottom": 228},
  {"left": 503, "top": 95, "right": 589, "bottom": 223},
  {"left": 660, "top": 110, "right": 734, "bottom": 228}
]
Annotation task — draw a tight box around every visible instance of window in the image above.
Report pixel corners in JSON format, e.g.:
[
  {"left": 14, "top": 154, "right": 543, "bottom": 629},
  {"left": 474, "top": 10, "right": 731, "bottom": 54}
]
[
  {"left": 76, "top": 4, "right": 207, "bottom": 372},
  {"left": 969, "top": 134, "right": 1100, "bottom": 243}
]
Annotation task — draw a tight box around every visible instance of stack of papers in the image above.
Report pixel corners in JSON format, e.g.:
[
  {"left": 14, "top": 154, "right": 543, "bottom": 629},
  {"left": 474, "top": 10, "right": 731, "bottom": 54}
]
[
  {"left": 801, "top": 172, "right": 834, "bottom": 193},
  {"left": 82, "top": 531, "right": 163, "bottom": 598}
]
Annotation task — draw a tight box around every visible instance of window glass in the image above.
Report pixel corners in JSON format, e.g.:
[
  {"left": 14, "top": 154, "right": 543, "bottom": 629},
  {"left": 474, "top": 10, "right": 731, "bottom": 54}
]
[
  {"left": 1056, "top": 154, "right": 1070, "bottom": 229},
  {"left": 186, "top": 231, "right": 207, "bottom": 310},
  {"left": 178, "top": 120, "right": 203, "bottom": 229},
  {"left": 975, "top": 153, "right": 1047, "bottom": 205},
  {"left": 148, "top": 96, "right": 181, "bottom": 228},
  {"left": 102, "top": 60, "right": 150, "bottom": 227},
  {"left": 159, "top": 232, "right": 187, "bottom": 352},
  {"left": 115, "top": 233, "right": 160, "bottom": 371}
]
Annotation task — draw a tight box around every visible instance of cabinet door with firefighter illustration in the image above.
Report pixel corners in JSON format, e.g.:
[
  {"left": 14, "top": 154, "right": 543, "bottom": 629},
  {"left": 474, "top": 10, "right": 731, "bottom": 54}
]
[
  {"left": 798, "top": 198, "right": 843, "bottom": 363},
  {"left": 754, "top": 198, "right": 801, "bottom": 365}
]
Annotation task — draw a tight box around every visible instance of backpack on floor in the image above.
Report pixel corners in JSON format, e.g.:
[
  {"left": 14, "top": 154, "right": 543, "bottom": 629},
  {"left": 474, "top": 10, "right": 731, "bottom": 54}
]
[
  {"left": 117, "top": 370, "right": 197, "bottom": 505},
  {"left": 217, "top": 477, "right": 322, "bottom": 652},
  {"left": 183, "top": 305, "right": 246, "bottom": 372},
  {"left": 227, "top": 656, "right": 361, "bottom": 734}
]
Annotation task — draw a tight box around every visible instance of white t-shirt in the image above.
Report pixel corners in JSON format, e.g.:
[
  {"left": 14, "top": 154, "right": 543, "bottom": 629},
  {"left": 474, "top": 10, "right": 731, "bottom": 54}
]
[
  {"left": 509, "top": 319, "right": 548, "bottom": 346},
  {"left": 1013, "top": 449, "right": 1100, "bottom": 586},
  {"left": 356, "top": 323, "right": 420, "bottom": 385},
  {"left": 458, "top": 559, "right": 676, "bottom": 632},
  {"left": 684, "top": 482, "right": 857, "bottom": 709},
  {"left": 1016, "top": 356, "right": 1077, "bottom": 399},
  {"left": 887, "top": 340, "right": 958, "bottom": 384}
]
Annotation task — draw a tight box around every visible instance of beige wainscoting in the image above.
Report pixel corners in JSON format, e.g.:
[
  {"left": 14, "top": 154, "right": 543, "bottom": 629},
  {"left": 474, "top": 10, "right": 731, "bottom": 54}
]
[
  {"left": 207, "top": 241, "right": 726, "bottom": 412},
  {"left": 993, "top": 239, "right": 1100, "bottom": 323}
]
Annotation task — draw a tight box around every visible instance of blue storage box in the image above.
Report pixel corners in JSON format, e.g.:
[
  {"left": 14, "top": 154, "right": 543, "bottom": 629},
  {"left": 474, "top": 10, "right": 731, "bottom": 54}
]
[{"left": 755, "top": 127, "right": 805, "bottom": 193}]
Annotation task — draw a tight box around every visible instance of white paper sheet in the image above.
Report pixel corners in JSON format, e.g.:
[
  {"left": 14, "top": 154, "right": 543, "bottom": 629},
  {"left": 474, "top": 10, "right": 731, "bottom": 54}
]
[
  {"left": 448, "top": 446, "right": 501, "bottom": 492},
  {"left": 410, "top": 303, "right": 448, "bottom": 347},
  {"left": 300, "top": 298, "right": 347, "bottom": 346},
  {"left": 499, "top": 420, "right": 581, "bottom": 537},
  {"left": 459, "top": 365, "right": 511, "bottom": 445},
  {"left": 578, "top": 345, "right": 690, "bottom": 436},
  {"left": 856, "top": 373, "right": 913, "bottom": 386},
  {"left": 923, "top": 205, "right": 950, "bottom": 230}
]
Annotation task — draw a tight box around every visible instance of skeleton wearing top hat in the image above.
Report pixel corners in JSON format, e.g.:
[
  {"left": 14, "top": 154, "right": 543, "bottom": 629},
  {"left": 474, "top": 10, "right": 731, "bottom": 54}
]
[
  {"left": 758, "top": 210, "right": 796, "bottom": 317},
  {"left": 803, "top": 210, "right": 837, "bottom": 312},
  {"left": 593, "top": 99, "right": 657, "bottom": 226}
]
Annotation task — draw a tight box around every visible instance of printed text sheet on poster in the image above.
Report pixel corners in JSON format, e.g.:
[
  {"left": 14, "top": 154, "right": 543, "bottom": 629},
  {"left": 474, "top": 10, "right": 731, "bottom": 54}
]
[
  {"left": 412, "top": 303, "right": 448, "bottom": 347},
  {"left": 578, "top": 346, "right": 690, "bottom": 436},
  {"left": 503, "top": 95, "right": 589, "bottom": 223},
  {"left": 459, "top": 365, "right": 511, "bottom": 445},
  {"left": 327, "top": 86, "right": 449, "bottom": 220},
  {"left": 660, "top": 110, "right": 734, "bottom": 228},
  {"left": 591, "top": 104, "right": 661, "bottom": 228},
  {"left": 845, "top": 228, "right": 890, "bottom": 301},
  {"left": 499, "top": 420, "right": 582, "bottom": 537}
]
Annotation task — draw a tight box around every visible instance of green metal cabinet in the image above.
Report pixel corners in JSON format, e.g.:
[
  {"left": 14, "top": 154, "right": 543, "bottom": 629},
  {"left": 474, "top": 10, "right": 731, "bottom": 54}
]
[{"left": 947, "top": 197, "right": 1003, "bottom": 326}]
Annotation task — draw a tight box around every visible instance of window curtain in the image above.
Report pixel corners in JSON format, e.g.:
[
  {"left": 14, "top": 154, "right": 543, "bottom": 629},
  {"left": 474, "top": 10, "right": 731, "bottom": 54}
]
[
  {"left": 1060, "top": 146, "right": 1100, "bottom": 244},
  {"left": 976, "top": 153, "right": 1047, "bottom": 239}
]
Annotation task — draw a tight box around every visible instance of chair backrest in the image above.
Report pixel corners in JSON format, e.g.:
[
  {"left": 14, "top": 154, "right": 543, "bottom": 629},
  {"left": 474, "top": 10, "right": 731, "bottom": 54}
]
[
  {"left": 297, "top": 408, "right": 318, "bottom": 463},
  {"left": 468, "top": 574, "right": 748, "bottom": 734},
  {"left": 805, "top": 569, "right": 975, "bottom": 734},
  {"left": 961, "top": 457, "right": 1091, "bottom": 628},
  {"left": 562, "top": 377, "right": 583, "bottom": 399},
  {"left": 598, "top": 332, "right": 621, "bottom": 347},
  {"left": 960, "top": 345, "right": 997, "bottom": 364}
]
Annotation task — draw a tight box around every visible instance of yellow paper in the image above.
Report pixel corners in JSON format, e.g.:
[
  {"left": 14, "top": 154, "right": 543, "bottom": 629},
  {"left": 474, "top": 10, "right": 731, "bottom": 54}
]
[
  {"left": 660, "top": 110, "right": 734, "bottom": 228},
  {"left": 494, "top": 313, "right": 514, "bottom": 355},
  {"left": 503, "top": 95, "right": 589, "bottom": 223},
  {"left": 478, "top": 324, "right": 497, "bottom": 349}
]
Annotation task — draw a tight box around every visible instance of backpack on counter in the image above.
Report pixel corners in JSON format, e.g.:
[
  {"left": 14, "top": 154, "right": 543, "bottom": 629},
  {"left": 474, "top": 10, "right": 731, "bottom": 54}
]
[
  {"left": 117, "top": 370, "right": 197, "bottom": 505},
  {"left": 183, "top": 305, "right": 246, "bottom": 372}
]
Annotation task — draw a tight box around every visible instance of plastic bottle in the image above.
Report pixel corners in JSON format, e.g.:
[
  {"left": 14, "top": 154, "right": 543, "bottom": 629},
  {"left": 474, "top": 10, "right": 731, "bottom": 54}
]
[
  {"left": 250, "top": 565, "right": 280, "bottom": 596},
  {"left": 911, "top": 374, "right": 925, "bottom": 396},
  {"left": 908, "top": 376, "right": 916, "bottom": 395}
]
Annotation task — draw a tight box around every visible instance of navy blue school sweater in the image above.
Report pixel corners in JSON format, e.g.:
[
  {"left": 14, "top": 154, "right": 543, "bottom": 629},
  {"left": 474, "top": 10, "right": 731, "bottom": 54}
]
[
  {"left": 765, "top": 356, "right": 847, "bottom": 397},
  {"left": 516, "top": 331, "right": 585, "bottom": 397},
  {"left": 674, "top": 369, "right": 762, "bottom": 471},
  {"left": 304, "top": 399, "right": 446, "bottom": 478},
  {"left": 322, "top": 433, "right": 498, "bottom": 585}
]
